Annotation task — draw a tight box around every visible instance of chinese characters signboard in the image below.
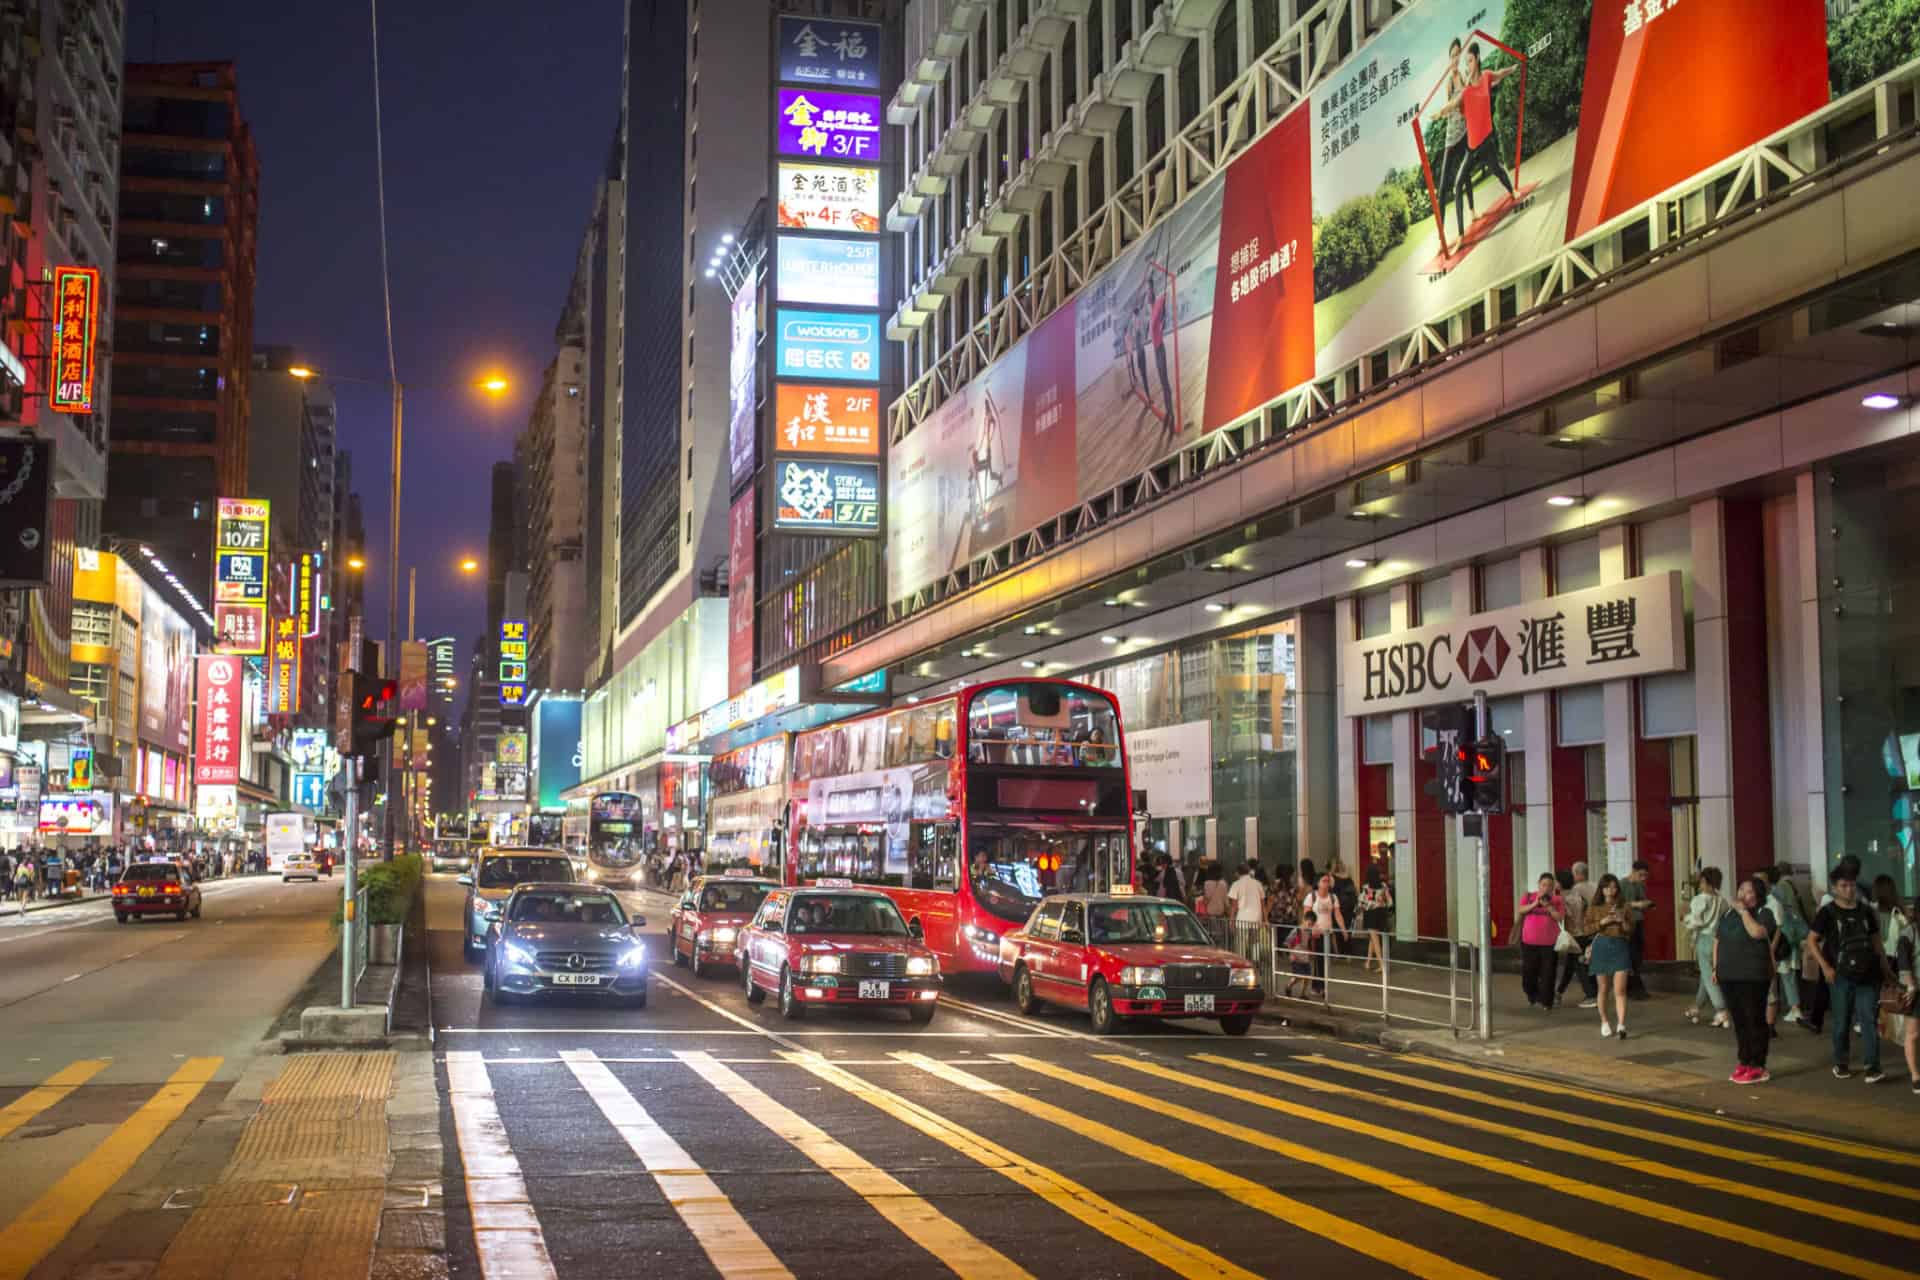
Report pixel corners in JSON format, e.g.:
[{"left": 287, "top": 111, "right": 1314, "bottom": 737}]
[
  {"left": 49, "top": 266, "right": 100, "bottom": 414},
  {"left": 194, "top": 654, "right": 243, "bottom": 785},
  {"left": 774, "top": 384, "right": 878, "bottom": 457},
  {"left": 774, "top": 309, "right": 878, "bottom": 382},
  {"left": 1339, "top": 571, "right": 1687, "bottom": 715},
  {"left": 772, "top": 460, "right": 879, "bottom": 533},
  {"left": 268, "top": 614, "right": 301, "bottom": 715},
  {"left": 775, "top": 235, "right": 880, "bottom": 308},
  {"left": 776, "top": 162, "right": 881, "bottom": 233},
  {"left": 777, "top": 89, "right": 881, "bottom": 161},
  {"left": 728, "top": 282, "right": 757, "bottom": 490},
  {"left": 728, "top": 494, "right": 755, "bottom": 697},
  {"left": 777, "top": 16, "right": 880, "bottom": 89},
  {"left": 297, "top": 551, "right": 321, "bottom": 637},
  {"left": 499, "top": 620, "right": 528, "bottom": 707},
  {"left": 213, "top": 497, "right": 269, "bottom": 653}
]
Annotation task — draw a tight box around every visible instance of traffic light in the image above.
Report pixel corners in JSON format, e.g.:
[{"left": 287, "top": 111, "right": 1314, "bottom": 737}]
[
  {"left": 1420, "top": 703, "right": 1474, "bottom": 816},
  {"left": 1467, "top": 735, "right": 1506, "bottom": 815},
  {"left": 349, "top": 673, "right": 401, "bottom": 756}
]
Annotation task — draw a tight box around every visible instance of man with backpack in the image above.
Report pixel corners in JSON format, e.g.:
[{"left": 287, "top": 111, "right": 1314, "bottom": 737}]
[{"left": 1806, "top": 862, "right": 1896, "bottom": 1083}]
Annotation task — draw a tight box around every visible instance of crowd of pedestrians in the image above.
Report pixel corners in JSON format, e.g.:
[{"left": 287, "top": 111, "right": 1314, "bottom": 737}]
[{"left": 3, "top": 841, "right": 265, "bottom": 908}]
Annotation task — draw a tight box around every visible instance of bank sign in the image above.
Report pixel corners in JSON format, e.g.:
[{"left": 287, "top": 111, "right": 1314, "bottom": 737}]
[{"left": 1340, "top": 572, "right": 1686, "bottom": 716}]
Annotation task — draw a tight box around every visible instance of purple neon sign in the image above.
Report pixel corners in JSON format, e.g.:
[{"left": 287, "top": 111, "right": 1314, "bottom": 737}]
[{"left": 776, "top": 88, "right": 881, "bottom": 162}]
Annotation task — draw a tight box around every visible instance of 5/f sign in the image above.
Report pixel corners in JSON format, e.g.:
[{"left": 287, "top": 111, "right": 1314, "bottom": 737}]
[{"left": 50, "top": 266, "right": 100, "bottom": 414}]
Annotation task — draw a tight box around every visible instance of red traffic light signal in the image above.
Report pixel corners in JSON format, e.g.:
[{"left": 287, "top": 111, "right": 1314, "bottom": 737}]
[
  {"left": 349, "top": 673, "right": 401, "bottom": 755},
  {"left": 356, "top": 678, "right": 398, "bottom": 714}
]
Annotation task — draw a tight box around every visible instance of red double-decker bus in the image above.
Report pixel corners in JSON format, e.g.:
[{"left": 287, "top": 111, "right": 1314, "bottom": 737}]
[{"left": 784, "top": 678, "right": 1135, "bottom": 974}]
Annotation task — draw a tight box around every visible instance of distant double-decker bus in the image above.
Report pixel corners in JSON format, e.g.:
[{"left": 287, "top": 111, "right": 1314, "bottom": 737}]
[
  {"left": 585, "top": 791, "right": 646, "bottom": 887},
  {"left": 785, "top": 679, "right": 1134, "bottom": 974}
]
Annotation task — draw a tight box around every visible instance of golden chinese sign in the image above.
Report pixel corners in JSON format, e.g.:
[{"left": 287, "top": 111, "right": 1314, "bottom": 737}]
[{"left": 50, "top": 266, "right": 101, "bottom": 414}]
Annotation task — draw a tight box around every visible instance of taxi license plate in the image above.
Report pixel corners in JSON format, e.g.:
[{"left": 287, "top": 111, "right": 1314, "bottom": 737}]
[
  {"left": 550, "top": 973, "right": 603, "bottom": 986},
  {"left": 857, "top": 980, "right": 890, "bottom": 999},
  {"left": 138, "top": 887, "right": 155, "bottom": 897},
  {"left": 1183, "top": 994, "right": 1215, "bottom": 1013}
]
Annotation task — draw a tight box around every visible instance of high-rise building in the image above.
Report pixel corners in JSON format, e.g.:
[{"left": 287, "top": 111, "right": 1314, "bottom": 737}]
[
  {"left": 523, "top": 335, "right": 588, "bottom": 693},
  {"left": 105, "top": 61, "right": 258, "bottom": 604},
  {"left": 580, "top": 164, "right": 622, "bottom": 689}
]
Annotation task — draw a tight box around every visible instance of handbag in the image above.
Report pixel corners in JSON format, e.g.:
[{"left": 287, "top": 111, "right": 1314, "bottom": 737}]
[
  {"left": 1554, "top": 924, "right": 1580, "bottom": 955},
  {"left": 1879, "top": 981, "right": 1917, "bottom": 1017}
]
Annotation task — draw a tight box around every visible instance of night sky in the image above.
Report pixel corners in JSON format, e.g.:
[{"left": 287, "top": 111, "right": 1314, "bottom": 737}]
[{"left": 141, "top": 0, "right": 623, "bottom": 682}]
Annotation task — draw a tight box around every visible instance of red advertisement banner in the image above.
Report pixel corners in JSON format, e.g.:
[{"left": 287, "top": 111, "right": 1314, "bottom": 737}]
[
  {"left": 728, "top": 494, "right": 756, "bottom": 697},
  {"left": 194, "top": 655, "right": 243, "bottom": 785}
]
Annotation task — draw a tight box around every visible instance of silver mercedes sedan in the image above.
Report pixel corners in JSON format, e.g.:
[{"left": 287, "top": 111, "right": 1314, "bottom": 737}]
[{"left": 481, "top": 882, "right": 650, "bottom": 1008}]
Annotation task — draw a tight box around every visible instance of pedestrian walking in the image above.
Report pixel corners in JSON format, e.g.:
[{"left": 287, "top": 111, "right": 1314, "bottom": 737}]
[
  {"left": 1684, "top": 867, "right": 1731, "bottom": 1027},
  {"left": 1764, "top": 863, "right": 1811, "bottom": 1025},
  {"left": 1884, "top": 897, "right": 1917, "bottom": 1094},
  {"left": 1583, "top": 874, "right": 1635, "bottom": 1038},
  {"left": 1227, "top": 862, "right": 1266, "bottom": 964},
  {"left": 1557, "top": 862, "right": 1600, "bottom": 1007},
  {"left": 1517, "top": 873, "right": 1566, "bottom": 1011},
  {"left": 12, "top": 855, "right": 33, "bottom": 905},
  {"left": 1358, "top": 865, "right": 1393, "bottom": 973},
  {"left": 1806, "top": 861, "right": 1895, "bottom": 1083},
  {"left": 1714, "top": 874, "right": 1779, "bottom": 1083},
  {"left": 1622, "top": 860, "right": 1656, "bottom": 1000},
  {"left": 1304, "top": 874, "right": 1345, "bottom": 996}
]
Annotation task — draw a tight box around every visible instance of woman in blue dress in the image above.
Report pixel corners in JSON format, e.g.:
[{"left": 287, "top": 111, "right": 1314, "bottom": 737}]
[{"left": 1583, "top": 873, "right": 1636, "bottom": 1040}]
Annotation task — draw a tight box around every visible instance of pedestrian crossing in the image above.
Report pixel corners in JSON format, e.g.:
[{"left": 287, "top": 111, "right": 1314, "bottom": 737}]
[{"left": 445, "top": 1044, "right": 1920, "bottom": 1280}]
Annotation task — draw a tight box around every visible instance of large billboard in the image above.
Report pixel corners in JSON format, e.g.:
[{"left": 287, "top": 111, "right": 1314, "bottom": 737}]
[
  {"left": 213, "top": 497, "right": 268, "bottom": 653},
  {"left": 775, "top": 235, "right": 881, "bottom": 309},
  {"left": 499, "top": 620, "right": 528, "bottom": 707},
  {"left": 774, "top": 309, "right": 879, "bottom": 382},
  {"left": 775, "top": 384, "right": 879, "bottom": 457},
  {"left": 776, "top": 16, "right": 881, "bottom": 89},
  {"left": 728, "top": 494, "right": 756, "bottom": 696},
  {"left": 728, "top": 281, "right": 758, "bottom": 491},
  {"left": 776, "top": 162, "right": 881, "bottom": 234},
  {"left": 887, "top": 0, "right": 1850, "bottom": 602},
  {"left": 193, "top": 654, "right": 242, "bottom": 786},
  {"left": 773, "top": 459, "right": 879, "bottom": 533},
  {"left": 533, "top": 697, "right": 583, "bottom": 812},
  {"left": 777, "top": 89, "right": 882, "bottom": 161},
  {"left": 140, "top": 583, "right": 194, "bottom": 754}
]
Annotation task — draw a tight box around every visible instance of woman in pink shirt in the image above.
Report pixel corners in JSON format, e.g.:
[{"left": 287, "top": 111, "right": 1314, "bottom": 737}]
[{"left": 1517, "top": 873, "right": 1567, "bottom": 1011}]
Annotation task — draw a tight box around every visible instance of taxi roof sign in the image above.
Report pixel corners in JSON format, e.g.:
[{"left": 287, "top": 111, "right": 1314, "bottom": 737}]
[
  {"left": 815, "top": 877, "right": 854, "bottom": 887},
  {"left": 724, "top": 867, "right": 759, "bottom": 877},
  {"left": 1109, "top": 883, "right": 1137, "bottom": 895}
]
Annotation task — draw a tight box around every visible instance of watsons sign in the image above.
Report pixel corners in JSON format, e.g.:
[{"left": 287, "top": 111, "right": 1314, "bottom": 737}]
[{"left": 1341, "top": 571, "right": 1686, "bottom": 715}]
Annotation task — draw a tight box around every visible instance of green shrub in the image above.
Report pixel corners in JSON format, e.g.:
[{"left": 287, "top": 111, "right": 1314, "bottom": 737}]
[{"left": 330, "top": 853, "right": 424, "bottom": 928}]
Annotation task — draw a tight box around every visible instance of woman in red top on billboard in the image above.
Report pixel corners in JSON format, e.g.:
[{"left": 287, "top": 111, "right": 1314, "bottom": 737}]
[
  {"left": 1415, "top": 33, "right": 1537, "bottom": 275},
  {"left": 1439, "top": 45, "right": 1521, "bottom": 233}
]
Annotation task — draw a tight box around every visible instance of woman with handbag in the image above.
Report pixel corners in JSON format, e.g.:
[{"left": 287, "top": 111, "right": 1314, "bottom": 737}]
[
  {"left": 1517, "top": 873, "right": 1567, "bottom": 1011},
  {"left": 1684, "top": 867, "right": 1731, "bottom": 1027},
  {"left": 1886, "top": 900, "right": 1917, "bottom": 1094}
]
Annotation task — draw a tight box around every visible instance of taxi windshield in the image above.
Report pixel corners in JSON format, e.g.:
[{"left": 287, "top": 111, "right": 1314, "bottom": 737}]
[
  {"left": 788, "top": 894, "right": 908, "bottom": 936},
  {"left": 511, "top": 892, "right": 626, "bottom": 925},
  {"left": 699, "top": 881, "right": 771, "bottom": 914},
  {"left": 1089, "top": 901, "right": 1210, "bottom": 946},
  {"left": 479, "top": 856, "right": 573, "bottom": 889}
]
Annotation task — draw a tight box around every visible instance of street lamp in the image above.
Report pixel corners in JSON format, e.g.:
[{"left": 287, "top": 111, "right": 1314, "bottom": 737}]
[{"left": 285, "top": 363, "right": 510, "bottom": 860}]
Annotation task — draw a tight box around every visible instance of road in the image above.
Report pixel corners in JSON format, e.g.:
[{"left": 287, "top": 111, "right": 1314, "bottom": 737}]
[
  {"left": 425, "top": 870, "right": 1920, "bottom": 1280},
  {"left": 0, "top": 873, "right": 343, "bottom": 1278}
]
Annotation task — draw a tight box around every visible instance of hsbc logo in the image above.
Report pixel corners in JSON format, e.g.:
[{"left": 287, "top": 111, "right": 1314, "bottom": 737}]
[
  {"left": 1456, "top": 626, "right": 1510, "bottom": 683},
  {"left": 1361, "top": 636, "right": 1454, "bottom": 704}
]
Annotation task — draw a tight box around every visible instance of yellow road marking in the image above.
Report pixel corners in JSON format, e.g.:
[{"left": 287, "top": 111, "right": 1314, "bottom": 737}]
[
  {"left": 0, "top": 1060, "right": 108, "bottom": 1143},
  {"left": 561, "top": 1051, "right": 790, "bottom": 1279},
  {"left": 895, "top": 1051, "right": 1489, "bottom": 1280},
  {"left": 0, "top": 1057, "right": 220, "bottom": 1278},
  {"left": 1174, "top": 1054, "right": 1919, "bottom": 1280},
  {"left": 674, "top": 1051, "right": 1031, "bottom": 1280},
  {"left": 1401, "top": 1052, "right": 1920, "bottom": 1169},
  {"left": 1004, "top": 1053, "right": 1708, "bottom": 1280},
  {"left": 1299, "top": 1053, "right": 1920, "bottom": 1207},
  {"left": 779, "top": 1050, "right": 1258, "bottom": 1280}
]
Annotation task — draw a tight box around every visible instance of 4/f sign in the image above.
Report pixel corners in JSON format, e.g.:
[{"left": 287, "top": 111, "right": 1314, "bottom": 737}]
[{"left": 50, "top": 266, "right": 101, "bottom": 414}]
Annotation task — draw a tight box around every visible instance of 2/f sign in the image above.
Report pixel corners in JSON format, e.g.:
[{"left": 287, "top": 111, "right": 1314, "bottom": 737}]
[{"left": 50, "top": 266, "right": 101, "bottom": 414}]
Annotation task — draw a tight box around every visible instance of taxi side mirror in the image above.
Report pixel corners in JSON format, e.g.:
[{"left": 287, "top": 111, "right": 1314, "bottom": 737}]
[
  {"left": 457, "top": 875, "right": 473, "bottom": 887},
  {"left": 631, "top": 914, "right": 648, "bottom": 928},
  {"left": 908, "top": 918, "right": 925, "bottom": 939}
]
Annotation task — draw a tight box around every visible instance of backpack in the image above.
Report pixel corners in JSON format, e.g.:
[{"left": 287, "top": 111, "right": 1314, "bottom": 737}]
[{"left": 1829, "top": 905, "right": 1880, "bottom": 984}]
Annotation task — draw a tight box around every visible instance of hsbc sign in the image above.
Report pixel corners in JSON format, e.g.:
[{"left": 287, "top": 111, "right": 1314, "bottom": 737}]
[{"left": 1341, "top": 571, "right": 1687, "bottom": 715}]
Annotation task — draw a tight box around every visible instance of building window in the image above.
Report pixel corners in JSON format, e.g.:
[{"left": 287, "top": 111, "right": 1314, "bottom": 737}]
[
  {"left": 1554, "top": 535, "right": 1601, "bottom": 593},
  {"left": 1479, "top": 555, "right": 1522, "bottom": 611},
  {"left": 1362, "top": 714, "right": 1395, "bottom": 765},
  {"left": 1356, "top": 589, "right": 1391, "bottom": 639},
  {"left": 72, "top": 602, "right": 115, "bottom": 647},
  {"left": 1556, "top": 685, "right": 1606, "bottom": 746},
  {"left": 1418, "top": 574, "right": 1453, "bottom": 626}
]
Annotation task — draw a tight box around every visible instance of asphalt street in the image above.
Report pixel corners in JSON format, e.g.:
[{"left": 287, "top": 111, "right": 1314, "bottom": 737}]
[
  {"left": 425, "top": 870, "right": 1920, "bottom": 1280},
  {"left": 0, "top": 873, "right": 342, "bottom": 1278}
]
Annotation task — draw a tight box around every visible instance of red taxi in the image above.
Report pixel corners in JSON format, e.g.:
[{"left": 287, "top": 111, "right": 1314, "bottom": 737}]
[
  {"left": 669, "top": 871, "right": 778, "bottom": 977},
  {"left": 738, "top": 883, "right": 942, "bottom": 1023},
  {"left": 997, "top": 891, "right": 1263, "bottom": 1035},
  {"left": 112, "top": 861, "right": 203, "bottom": 923}
]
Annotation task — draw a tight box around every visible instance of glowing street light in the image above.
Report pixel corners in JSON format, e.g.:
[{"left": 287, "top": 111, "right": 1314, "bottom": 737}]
[
  {"left": 346, "top": 555, "right": 367, "bottom": 570},
  {"left": 459, "top": 557, "right": 480, "bottom": 574}
]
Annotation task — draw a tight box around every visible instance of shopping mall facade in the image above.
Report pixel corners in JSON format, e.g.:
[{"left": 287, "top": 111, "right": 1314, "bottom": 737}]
[{"left": 583, "top": 0, "right": 1920, "bottom": 963}]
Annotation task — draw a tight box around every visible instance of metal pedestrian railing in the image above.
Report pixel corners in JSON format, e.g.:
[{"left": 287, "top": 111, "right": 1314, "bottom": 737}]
[{"left": 1268, "top": 925, "right": 1478, "bottom": 1036}]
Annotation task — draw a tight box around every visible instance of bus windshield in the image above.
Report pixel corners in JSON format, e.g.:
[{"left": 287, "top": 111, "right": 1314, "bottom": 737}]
[
  {"left": 965, "top": 826, "right": 1130, "bottom": 922},
  {"left": 966, "top": 683, "right": 1121, "bottom": 767},
  {"left": 1087, "top": 900, "right": 1209, "bottom": 946},
  {"left": 589, "top": 793, "right": 645, "bottom": 868}
]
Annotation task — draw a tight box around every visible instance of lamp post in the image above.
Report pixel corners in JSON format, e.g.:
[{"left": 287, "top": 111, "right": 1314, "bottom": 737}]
[{"left": 289, "top": 364, "right": 508, "bottom": 859}]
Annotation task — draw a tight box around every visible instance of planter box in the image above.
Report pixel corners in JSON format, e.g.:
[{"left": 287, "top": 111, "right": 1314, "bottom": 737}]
[{"left": 369, "top": 923, "right": 403, "bottom": 966}]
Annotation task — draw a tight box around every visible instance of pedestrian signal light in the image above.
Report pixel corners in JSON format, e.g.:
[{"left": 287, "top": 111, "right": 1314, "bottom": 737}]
[
  {"left": 349, "top": 674, "right": 401, "bottom": 756},
  {"left": 1467, "top": 736, "right": 1506, "bottom": 815}
]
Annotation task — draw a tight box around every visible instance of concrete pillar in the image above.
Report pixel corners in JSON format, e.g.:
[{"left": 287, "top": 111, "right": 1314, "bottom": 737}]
[
  {"left": 1598, "top": 525, "right": 1637, "bottom": 879},
  {"left": 1516, "top": 548, "right": 1555, "bottom": 885},
  {"left": 1388, "top": 583, "right": 1422, "bottom": 940},
  {"left": 1795, "top": 472, "right": 1831, "bottom": 891},
  {"left": 1334, "top": 596, "right": 1359, "bottom": 889},
  {"left": 1294, "top": 605, "right": 1339, "bottom": 874},
  {"left": 1690, "top": 499, "right": 1737, "bottom": 890}
]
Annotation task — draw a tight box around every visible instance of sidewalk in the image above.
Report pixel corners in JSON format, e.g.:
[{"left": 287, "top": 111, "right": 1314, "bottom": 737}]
[{"left": 1267, "top": 949, "right": 1916, "bottom": 1147}]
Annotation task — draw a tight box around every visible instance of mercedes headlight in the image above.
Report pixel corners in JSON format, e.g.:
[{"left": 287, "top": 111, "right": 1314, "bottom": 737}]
[
  {"left": 1229, "top": 968, "right": 1258, "bottom": 988},
  {"left": 502, "top": 941, "right": 536, "bottom": 969},
  {"left": 906, "top": 955, "right": 936, "bottom": 977},
  {"left": 1118, "top": 965, "right": 1165, "bottom": 986},
  {"left": 801, "top": 954, "right": 842, "bottom": 975},
  {"left": 619, "top": 945, "right": 647, "bottom": 969},
  {"left": 708, "top": 926, "right": 737, "bottom": 945}
]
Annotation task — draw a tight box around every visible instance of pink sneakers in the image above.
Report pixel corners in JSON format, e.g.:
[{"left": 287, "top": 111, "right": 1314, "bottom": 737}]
[{"left": 1728, "top": 1066, "right": 1773, "bottom": 1084}]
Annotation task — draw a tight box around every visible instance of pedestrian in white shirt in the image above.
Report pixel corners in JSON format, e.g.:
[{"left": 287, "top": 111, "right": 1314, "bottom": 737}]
[{"left": 1228, "top": 862, "right": 1266, "bottom": 963}]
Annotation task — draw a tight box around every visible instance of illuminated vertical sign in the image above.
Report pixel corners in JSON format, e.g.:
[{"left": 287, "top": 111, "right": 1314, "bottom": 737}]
[
  {"left": 498, "top": 620, "right": 528, "bottom": 707},
  {"left": 193, "top": 655, "right": 242, "bottom": 785},
  {"left": 213, "top": 497, "right": 269, "bottom": 654},
  {"left": 49, "top": 266, "right": 101, "bottom": 414},
  {"left": 296, "top": 552, "right": 322, "bottom": 637},
  {"left": 268, "top": 614, "right": 300, "bottom": 715}
]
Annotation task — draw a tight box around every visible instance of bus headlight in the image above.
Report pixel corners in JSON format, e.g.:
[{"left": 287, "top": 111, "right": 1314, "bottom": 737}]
[
  {"left": 801, "top": 954, "right": 842, "bottom": 975},
  {"left": 1118, "top": 965, "right": 1165, "bottom": 986},
  {"left": 1229, "top": 968, "right": 1258, "bottom": 988},
  {"left": 962, "top": 924, "right": 1000, "bottom": 946},
  {"left": 906, "top": 956, "right": 936, "bottom": 977}
]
